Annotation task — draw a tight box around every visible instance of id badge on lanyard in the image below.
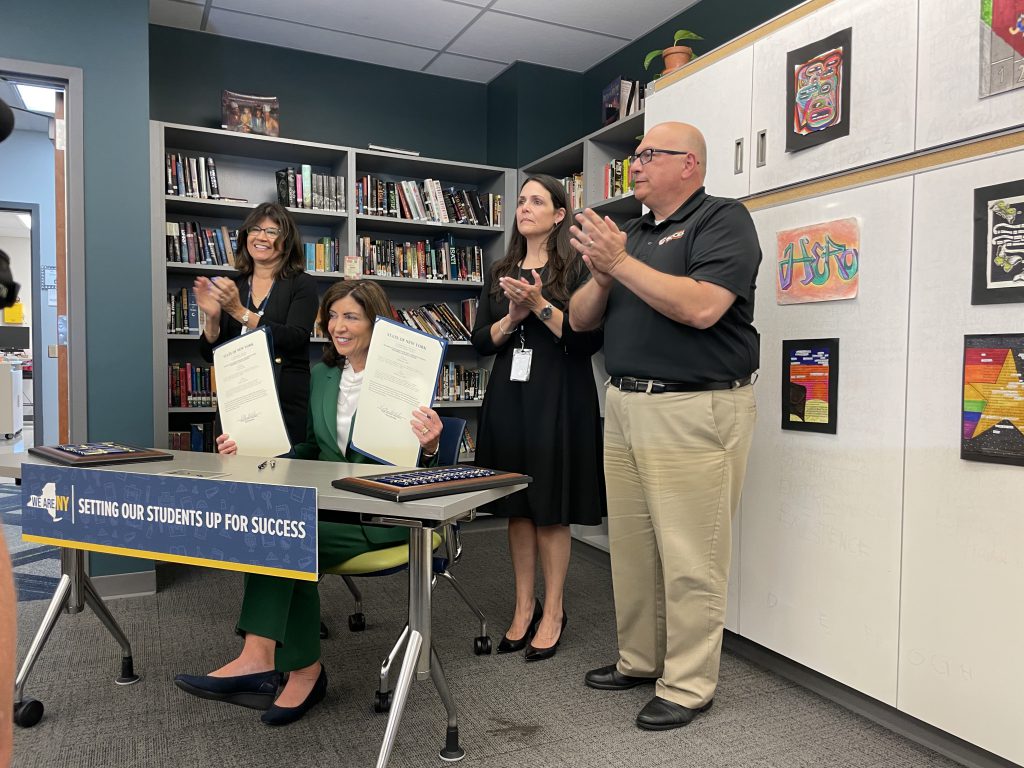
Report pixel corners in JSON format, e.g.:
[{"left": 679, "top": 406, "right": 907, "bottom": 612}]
[{"left": 510, "top": 325, "right": 532, "bottom": 382}]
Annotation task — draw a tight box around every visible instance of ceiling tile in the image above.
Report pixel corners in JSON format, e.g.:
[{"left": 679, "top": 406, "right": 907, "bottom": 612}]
[
  {"left": 150, "top": 0, "right": 204, "bottom": 29},
  {"left": 449, "top": 11, "right": 623, "bottom": 71},
  {"left": 212, "top": 0, "right": 480, "bottom": 49},
  {"left": 423, "top": 53, "right": 507, "bottom": 83},
  {"left": 491, "top": 0, "right": 700, "bottom": 38},
  {"left": 205, "top": 8, "right": 437, "bottom": 70},
  {"left": 442, "top": 0, "right": 490, "bottom": 7}
]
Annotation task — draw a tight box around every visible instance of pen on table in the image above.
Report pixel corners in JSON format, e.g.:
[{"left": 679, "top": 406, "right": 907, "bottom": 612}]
[{"left": 257, "top": 459, "right": 276, "bottom": 471}]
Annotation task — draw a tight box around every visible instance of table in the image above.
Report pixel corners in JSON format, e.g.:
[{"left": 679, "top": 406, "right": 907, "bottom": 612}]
[{"left": 0, "top": 450, "right": 526, "bottom": 767}]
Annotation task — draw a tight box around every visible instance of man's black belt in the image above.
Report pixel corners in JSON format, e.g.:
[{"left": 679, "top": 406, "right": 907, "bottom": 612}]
[{"left": 609, "top": 375, "right": 752, "bottom": 393}]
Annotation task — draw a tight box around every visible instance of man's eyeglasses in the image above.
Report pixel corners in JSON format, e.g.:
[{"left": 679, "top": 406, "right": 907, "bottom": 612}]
[
  {"left": 629, "top": 148, "right": 694, "bottom": 166},
  {"left": 248, "top": 225, "right": 282, "bottom": 238}
]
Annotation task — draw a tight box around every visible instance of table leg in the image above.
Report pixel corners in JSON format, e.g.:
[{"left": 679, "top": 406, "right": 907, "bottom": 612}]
[
  {"left": 374, "top": 629, "right": 422, "bottom": 768},
  {"left": 13, "top": 548, "right": 139, "bottom": 729}
]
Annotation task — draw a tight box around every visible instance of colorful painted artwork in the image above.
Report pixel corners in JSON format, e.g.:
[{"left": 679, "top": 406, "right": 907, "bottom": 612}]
[
  {"left": 972, "top": 179, "right": 1024, "bottom": 304},
  {"left": 979, "top": 0, "right": 1024, "bottom": 97},
  {"left": 785, "top": 28, "right": 852, "bottom": 153},
  {"left": 961, "top": 334, "right": 1024, "bottom": 466},
  {"left": 776, "top": 217, "right": 860, "bottom": 304},
  {"left": 781, "top": 338, "right": 839, "bottom": 434}
]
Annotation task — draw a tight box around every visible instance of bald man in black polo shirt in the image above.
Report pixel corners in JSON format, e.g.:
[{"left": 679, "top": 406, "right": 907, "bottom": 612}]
[{"left": 569, "top": 121, "right": 760, "bottom": 731}]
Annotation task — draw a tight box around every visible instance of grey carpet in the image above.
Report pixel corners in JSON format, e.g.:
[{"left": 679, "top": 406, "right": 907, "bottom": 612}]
[{"left": 12, "top": 524, "right": 961, "bottom": 768}]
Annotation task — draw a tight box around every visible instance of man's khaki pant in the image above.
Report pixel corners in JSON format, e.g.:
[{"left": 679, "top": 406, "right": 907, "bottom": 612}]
[{"left": 604, "top": 384, "right": 756, "bottom": 708}]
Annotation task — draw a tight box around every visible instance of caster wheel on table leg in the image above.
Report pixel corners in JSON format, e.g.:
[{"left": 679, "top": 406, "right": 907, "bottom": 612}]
[
  {"left": 13, "top": 698, "right": 43, "bottom": 728},
  {"left": 473, "top": 636, "right": 492, "bottom": 655},
  {"left": 373, "top": 689, "right": 393, "bottom": 713}
]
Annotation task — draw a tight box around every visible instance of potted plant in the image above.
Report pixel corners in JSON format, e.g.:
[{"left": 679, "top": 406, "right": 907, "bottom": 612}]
[{"left": 644, "top": 30, "right": 703, "bottom": 75}]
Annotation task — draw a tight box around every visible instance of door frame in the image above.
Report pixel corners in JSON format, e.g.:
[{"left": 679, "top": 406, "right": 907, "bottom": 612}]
[
  {"left": 0, "top": 58, "right": 87, "bottom": 440},
  {"left": 0, "top": 202, "right": 42, "bottom": 439}
]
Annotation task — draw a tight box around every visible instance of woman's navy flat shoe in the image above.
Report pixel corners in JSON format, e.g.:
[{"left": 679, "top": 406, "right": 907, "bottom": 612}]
[
  {"left": 261, "top": 665, "right": 328, "bottom": 726},
  {"left": 173, "top": 669, "right": 282, "bottom": 710}
]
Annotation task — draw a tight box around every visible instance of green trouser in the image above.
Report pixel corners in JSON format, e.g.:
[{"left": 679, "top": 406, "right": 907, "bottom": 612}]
[{"left": 236, "top": 521, "right": 399, "bottom": 672}]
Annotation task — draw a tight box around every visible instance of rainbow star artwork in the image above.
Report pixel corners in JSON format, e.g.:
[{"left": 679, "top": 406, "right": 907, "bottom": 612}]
[{"left": 961, "top": 333, "right": 1024, "bottom": 466}]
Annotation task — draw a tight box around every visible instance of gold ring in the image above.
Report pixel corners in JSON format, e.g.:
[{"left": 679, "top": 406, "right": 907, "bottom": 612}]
[{"left": 421, "top": 427, "right": 429, "bottom": 435}]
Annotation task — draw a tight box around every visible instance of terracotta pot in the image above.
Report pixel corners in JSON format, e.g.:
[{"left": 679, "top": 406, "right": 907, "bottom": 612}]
[{"left": 661, "top": 45, "right": 694, "bottom": 74}]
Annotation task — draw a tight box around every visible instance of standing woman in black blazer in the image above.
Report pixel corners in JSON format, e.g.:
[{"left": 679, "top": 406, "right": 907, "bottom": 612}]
[{"left": 195, "top": 202, "right": 319, "bottom": 444}]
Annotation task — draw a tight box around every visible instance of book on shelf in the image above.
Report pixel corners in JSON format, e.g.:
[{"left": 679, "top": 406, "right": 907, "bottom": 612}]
[
  {"left": 603, "top": 156, "right": 634, "bottom": 199},
  {"left": 303, "top": 237, "right": 341, "bottom": 273},
  {"left": 166, "top": 221, "right": 238, "bottom": 266},
  {"left": 356, "top": 235, "right": 483, "bottom": 282},
  {"left": 167, "top": 362, "right": 217, "bottom": 408},
  {"left": 392, "top": 301, "right": 473, "bottom": 342},
  {"left": 435, "top": 362, "right": 488, "bottom": 402},
  {"left": 221, "top": 90, "right": 280, "bottom": 137},
  {"left": 275, "top": 167, "right": 344, "bottom": 211},
  {"left": 166, "top": 153, "right": 223, "bottom": 200},
  {"left": 602, "top": 78, "right": 644, "bottom": 125},
  {"left": 354, "top": 174, "right": 502, "bottom": 226}
]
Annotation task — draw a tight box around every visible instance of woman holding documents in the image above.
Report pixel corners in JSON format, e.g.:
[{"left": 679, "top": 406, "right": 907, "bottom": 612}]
[
  {"left": 471, "top": 175, "right": 605, "bottom": 662},
  {"left": 175, "top": 279, "right": 444, "bottom": 726},
  {"left": 195, "top": 202, "right": 319, "bottom": 444}
]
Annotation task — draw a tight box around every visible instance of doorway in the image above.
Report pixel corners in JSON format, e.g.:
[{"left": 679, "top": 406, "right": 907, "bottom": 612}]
[{"left": 0, "top": 63, "right": 83, "bottom": 447}]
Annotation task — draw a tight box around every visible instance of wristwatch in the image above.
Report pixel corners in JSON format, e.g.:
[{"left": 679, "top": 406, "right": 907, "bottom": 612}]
[
  {"left": 539, "top": 303, "right": 554, "bottom": 321},
  {"left": 240, "top": 309, "right": 251, "bottom": 325}
]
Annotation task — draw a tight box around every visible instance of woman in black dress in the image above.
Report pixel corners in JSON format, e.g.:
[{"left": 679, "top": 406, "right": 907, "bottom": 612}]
[
  {"left": 195, "top": 202, "right": 319, "bottom": 444},
  {"left": 471, "top": 175, "right": 605, "bottom": 662}
]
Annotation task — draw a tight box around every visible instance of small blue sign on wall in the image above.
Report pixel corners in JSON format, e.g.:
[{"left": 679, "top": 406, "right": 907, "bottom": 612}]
[{"left": 21, "top": 464, "right": 318, "bottom": 580}]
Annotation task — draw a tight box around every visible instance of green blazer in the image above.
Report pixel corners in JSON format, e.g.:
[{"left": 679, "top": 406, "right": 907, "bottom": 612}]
[{"left": 291, "top": 362, "right": 409, "bottom": 546}]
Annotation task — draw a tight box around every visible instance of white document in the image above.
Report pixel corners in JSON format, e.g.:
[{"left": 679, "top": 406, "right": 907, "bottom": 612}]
[
  {"left": 212, "top": 328, "right": 291, "bottom": 458},
  {"left": 351, "top": 317, "right": 446, "bottom": 467}
]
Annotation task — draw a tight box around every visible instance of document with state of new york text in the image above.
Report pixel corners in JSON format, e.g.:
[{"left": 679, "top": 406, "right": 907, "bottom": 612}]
[
  {"left": 351, "top": 317, "right": 446, "bottom": 467},
  {"left": 212, "top": 328, "right": 291, "bottom": 458}
]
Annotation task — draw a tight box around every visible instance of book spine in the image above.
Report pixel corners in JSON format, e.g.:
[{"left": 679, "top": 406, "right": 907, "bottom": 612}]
[
  {"left": 207, "top": 157, "right": 221, "bottom": 198},
  {"left": 301, "top": 164, "right": 312, "bottom": 208},
  {"left": 165, "top": 153, "right": 174, "bottom": 195}
]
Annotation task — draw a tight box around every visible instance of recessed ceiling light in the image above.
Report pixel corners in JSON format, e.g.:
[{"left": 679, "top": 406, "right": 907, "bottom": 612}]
[{"left": 14, "top": 83, "right": 57, "bottom": 115}]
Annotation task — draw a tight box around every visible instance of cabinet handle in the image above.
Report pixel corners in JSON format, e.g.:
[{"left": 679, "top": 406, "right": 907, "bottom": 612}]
[
  {"left": 756, "top": 129, "right": 767, "bottom": 168},
  {"left": 734, "top": 138, "right": 744, "bottom": 175}
]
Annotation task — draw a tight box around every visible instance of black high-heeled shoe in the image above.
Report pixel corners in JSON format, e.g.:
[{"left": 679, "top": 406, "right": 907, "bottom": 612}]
[
  {"left": 496, "top": 598, "right": 542, "bottom": 654},
  {"left": 524, "top": 612, "right": 568, "bottom": 662}
]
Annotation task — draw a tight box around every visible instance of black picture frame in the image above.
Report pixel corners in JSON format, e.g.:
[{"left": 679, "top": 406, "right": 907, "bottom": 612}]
[
  {"left": 781, "top": 338, "right": 839, "bottom": 434},
  {"left": 971, "top": 180, "right": 1024, "bottom": 305},
  {"left": 785, "top": 27, "right": 852, "bottom": 153},
  {"left": 961, "top": 333, "right": 1024, "bottom": 467}
]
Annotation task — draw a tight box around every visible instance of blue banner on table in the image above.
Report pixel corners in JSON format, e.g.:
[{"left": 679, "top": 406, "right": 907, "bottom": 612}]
[{"left": 21, "top": 464, "right": 318, "bottom": 581}]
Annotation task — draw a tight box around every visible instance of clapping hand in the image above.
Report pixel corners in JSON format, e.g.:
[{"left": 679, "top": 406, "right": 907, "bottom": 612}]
[
  {"left": 570, "top": 210, "right": 628, "bottom": 287},
  {"left": 498, "top": 269, "right": 544, "bottom": 323}
]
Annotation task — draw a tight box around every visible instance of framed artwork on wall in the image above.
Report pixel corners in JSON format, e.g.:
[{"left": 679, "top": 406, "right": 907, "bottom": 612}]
[
  {"left": 781, "top": 338, "right": 839, "bottom": 434},
  {"left": 785, "top": 27, "right": 852, "bottom": 153},
  {"left": 979, "top": 0, "right": 1024, "bottom": 98},
  {"left": 776, "top": 217, "right": 860, "bottom": 304},
  {"left": 961, "top": 333, "right": 1024, "bottom": 466},
  {"left": 972, "top": 179, "right": 1024, "bottom": 304}
]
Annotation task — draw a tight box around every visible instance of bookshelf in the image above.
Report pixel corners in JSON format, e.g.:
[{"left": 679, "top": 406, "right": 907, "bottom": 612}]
[
  {"left": 521, "top": 110, "right": 646, "bottom": 222},
  {"left": 150, "top": 121, "right": 516, "bottom": 460}
]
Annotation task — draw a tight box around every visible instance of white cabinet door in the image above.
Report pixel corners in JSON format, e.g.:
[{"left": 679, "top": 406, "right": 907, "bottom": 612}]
[
  {"left": 748, "top": 0, "right": 918, "bottom": 194},
  {"left": 741, "top": 177, "right": 914, "bottom": 705},
  {"left": 644, "top": 46, "right": 754, "bottom": 200},
  {"left": 917, "top": 0, "right": 1024, "bottom": 150},
  {"left": 900, "top": 148, "right": 1024, "bottom": 767}
]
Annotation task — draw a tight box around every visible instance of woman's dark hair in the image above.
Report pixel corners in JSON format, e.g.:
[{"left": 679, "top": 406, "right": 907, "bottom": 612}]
[
  {"left": 319, "top": 279, "right": 393, "bottom": 368},
  {"left": 489, "top": 174, "right": 580, "bottom": 302},
  {"left": 233, "top": 202, "right": 304, "bottom": 278}
]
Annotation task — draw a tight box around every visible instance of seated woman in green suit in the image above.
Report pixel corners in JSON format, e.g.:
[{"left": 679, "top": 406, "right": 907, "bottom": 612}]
[{"left": 175, "top": 279, "right": 444, "bottom": 726}]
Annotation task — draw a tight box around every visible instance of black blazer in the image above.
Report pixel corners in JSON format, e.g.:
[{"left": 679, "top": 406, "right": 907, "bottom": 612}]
[{"left": 199, "top": 271, "right": 319, "bottom": 444}]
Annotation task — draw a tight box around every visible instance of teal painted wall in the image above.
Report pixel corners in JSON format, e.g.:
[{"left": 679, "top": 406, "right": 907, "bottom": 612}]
[
  {"left": 150, "top": 26, "right": 489, "bottom": 164},
  {"left": 1, "top": 0, "right": 153, "bottom": 578}
]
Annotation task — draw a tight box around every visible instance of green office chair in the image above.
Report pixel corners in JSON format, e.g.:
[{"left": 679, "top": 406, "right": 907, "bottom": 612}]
[{"left": 320, "top": 416, "right": 491, "bottom": 711}]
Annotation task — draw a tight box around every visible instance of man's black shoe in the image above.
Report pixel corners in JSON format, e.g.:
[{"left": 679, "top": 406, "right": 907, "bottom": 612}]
[
  {"left": 584, "top": 663, "right": 656, "bottom": 690},
  {"left": 635, "top": 695, "right": 713, "bottom": 730}
]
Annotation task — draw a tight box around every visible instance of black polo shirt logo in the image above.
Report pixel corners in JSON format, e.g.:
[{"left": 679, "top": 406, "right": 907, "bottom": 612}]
[{"left": 658, "top": 229, "right": 685, "bottom": 246}]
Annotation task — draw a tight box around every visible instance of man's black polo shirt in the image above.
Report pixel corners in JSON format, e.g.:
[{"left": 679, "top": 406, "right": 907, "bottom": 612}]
[{"left": 603, "top": 186, "right": 761, "bottom": 384}]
